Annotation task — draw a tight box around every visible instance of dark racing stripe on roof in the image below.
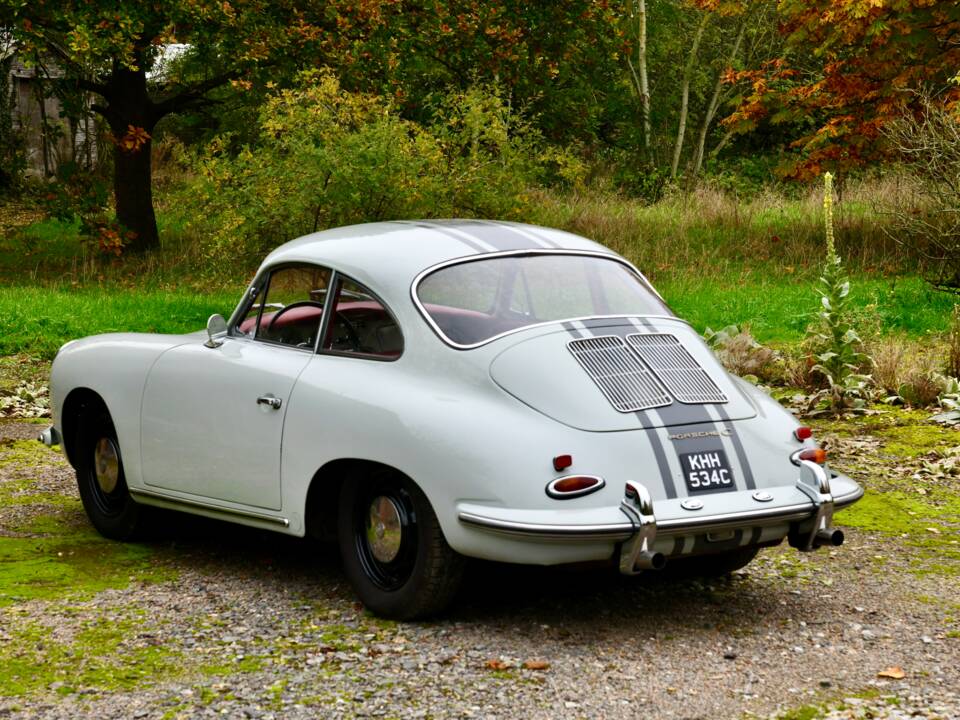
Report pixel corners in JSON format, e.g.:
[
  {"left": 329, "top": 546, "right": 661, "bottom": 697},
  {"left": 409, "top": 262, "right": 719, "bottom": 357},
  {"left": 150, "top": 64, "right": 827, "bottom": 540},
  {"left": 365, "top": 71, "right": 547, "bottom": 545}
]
[
  {"left": 475, "top": 220, "right": 562, "bottom": 249},
  {"left": 431, "top": 220, "right": 544, "bottom": 251},
  {"left": 407, "top": 221, "right": 489, "bottom": 253}
]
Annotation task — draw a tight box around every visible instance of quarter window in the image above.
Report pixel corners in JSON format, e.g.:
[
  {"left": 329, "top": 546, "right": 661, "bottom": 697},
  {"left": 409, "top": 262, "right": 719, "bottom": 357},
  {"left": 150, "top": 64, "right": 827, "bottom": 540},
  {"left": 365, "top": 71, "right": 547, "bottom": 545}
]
[
  {"left": 235, "top": 265, "right": 332, "bottom": 349},
  {"left": 321, "top": 276, "right": 403, "bottom": 359}
]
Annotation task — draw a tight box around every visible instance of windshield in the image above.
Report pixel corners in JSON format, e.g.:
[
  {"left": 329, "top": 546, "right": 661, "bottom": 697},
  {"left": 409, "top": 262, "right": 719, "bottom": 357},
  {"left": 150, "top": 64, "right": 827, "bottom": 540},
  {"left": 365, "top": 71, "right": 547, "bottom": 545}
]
[{"left": 416, "top": 254, "right": 671, "bottom": 346}]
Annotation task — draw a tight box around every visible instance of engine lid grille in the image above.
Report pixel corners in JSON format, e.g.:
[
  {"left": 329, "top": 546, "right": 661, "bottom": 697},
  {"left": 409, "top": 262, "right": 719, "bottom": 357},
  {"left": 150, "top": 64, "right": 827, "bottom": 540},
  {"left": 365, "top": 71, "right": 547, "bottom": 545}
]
[
  {"left": 567, "top": 335, "right": 673, "bottom": 413},
  {"left": 626, "top": 333, "right": 728, "bottom": 404}
]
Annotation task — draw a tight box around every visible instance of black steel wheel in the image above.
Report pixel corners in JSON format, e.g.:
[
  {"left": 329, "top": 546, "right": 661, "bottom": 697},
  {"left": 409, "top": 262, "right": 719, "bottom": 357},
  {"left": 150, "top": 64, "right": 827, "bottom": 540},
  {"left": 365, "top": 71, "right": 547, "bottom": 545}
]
[
  {"left": 338, "top": 471, "right": 464, "bottom": 620},
  {"left": 75, "top": 407, "right": 143, "bottom": 540}
]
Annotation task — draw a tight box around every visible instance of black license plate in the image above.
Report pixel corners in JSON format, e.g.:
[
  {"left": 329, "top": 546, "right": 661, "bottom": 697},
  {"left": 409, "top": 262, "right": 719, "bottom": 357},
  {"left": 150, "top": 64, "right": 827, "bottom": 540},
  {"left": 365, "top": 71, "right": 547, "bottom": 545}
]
[{"left": 680, "top": 449, "right": 736, "bottom": 493}]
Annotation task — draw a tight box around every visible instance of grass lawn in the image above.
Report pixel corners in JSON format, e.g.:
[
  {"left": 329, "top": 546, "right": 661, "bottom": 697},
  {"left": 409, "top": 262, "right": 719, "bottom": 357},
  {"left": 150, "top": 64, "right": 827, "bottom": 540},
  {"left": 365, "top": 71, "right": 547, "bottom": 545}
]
[{"left": 0, "top": 271, "right": 952, "bottom": 360}]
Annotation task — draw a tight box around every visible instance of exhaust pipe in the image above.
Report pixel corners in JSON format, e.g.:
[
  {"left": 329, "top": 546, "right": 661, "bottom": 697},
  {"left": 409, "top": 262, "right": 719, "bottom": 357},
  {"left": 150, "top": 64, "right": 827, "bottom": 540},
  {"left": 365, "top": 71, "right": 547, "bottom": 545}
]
[
  {"left": 634, "top": 551, "right": 667, "bottom": 571},
  {"left": 814, "top": 528, "right": 844, "bottom": 547}
]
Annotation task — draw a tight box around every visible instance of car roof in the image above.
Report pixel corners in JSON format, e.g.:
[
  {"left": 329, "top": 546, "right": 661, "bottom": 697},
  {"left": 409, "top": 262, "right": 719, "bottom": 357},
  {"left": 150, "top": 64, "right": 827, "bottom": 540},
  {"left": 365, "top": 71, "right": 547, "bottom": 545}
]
[{"left": 259, "top": 220, "right": 620, "bottom": 300}]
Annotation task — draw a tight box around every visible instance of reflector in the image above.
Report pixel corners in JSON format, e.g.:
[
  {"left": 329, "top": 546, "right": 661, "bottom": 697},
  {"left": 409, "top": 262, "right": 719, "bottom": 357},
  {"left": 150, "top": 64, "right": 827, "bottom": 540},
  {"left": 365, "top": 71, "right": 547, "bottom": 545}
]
[
  {"left": 794, "top": 426, "right": 813, "bottom": 441},
  {"left": 552, "top": 454, "right": 573, "bottom": 471}
]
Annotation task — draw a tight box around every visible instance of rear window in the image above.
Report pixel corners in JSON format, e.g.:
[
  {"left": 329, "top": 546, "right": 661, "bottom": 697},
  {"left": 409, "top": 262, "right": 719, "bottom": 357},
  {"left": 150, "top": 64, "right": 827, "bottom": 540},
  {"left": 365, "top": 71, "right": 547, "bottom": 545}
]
[{"left": 416, "top": 254, "right": 670, "bottom": 346}]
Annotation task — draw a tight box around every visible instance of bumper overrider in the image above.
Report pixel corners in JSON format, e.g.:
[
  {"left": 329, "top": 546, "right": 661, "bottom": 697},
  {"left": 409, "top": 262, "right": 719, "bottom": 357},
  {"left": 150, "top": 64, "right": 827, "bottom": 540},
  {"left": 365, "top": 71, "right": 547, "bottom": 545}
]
[{"left": 457, "top": 459, "right": 863, "bottom": 575}]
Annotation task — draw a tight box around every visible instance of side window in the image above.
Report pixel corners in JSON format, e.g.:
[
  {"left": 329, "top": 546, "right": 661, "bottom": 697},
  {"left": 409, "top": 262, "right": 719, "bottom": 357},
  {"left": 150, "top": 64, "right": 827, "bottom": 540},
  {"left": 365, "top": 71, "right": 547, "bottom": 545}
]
[
  {"left": 321, "top": 276, "right": 403, "bottom": 359},
  {"left": 235, "top": 265, "right": 332, "bottom": 349}
]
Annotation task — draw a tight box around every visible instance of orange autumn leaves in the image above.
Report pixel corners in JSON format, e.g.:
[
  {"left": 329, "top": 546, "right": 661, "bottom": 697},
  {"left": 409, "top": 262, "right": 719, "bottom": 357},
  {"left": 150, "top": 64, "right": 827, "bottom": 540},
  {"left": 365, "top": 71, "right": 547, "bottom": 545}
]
[
  {"left": 114, "top": 125, "right": 151, "bottom": 154},
  {"left": 724, "top": 0, "right": 960, "bottom": 180}
]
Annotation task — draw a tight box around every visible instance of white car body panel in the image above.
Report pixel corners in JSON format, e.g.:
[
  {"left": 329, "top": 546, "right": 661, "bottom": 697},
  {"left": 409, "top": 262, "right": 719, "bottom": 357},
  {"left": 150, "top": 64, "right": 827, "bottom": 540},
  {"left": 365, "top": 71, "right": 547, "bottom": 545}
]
[
  {"left": 47, "top": 220, "right": 862, "bottom": 572},
  {"left": 140, "top": 338, "right": 314, "bottom": 510}
]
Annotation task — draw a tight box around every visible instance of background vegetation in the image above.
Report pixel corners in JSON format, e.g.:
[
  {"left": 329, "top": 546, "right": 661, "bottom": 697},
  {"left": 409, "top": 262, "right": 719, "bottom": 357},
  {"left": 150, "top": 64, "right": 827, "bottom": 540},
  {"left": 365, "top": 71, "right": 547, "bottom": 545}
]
[{"left": 0, "top": 0, "right": 958, "bottom": 407}]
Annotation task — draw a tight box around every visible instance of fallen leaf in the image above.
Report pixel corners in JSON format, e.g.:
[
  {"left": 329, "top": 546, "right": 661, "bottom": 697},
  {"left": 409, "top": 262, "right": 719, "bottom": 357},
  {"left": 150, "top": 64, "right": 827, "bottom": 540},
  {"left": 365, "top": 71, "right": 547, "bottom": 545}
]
[
  {"left": 877, "top": 667, "right": 905, "bottom": 680},
  {"left": 485, "top": 659, "right": 510, "bottom": 670},
  {"left": 523, "top": 660, "right": 550, "bottom": 670},
  {"left": 925, "top": 527, "right": 941, "bottom": 535}
]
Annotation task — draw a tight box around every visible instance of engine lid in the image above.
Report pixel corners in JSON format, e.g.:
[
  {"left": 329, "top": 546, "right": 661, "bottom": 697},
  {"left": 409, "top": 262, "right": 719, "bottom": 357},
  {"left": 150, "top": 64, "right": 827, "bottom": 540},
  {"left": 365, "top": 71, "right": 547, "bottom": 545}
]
[{"left": 489, "top": 318, "right": 757, "bottom": 431}]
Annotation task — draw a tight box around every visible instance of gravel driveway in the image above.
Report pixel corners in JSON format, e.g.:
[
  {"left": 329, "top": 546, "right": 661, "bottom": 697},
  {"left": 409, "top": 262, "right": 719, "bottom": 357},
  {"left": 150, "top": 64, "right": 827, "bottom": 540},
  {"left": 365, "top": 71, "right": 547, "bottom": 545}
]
[{"left": 1, "top": 417, "right": 958, "bottom": 720}]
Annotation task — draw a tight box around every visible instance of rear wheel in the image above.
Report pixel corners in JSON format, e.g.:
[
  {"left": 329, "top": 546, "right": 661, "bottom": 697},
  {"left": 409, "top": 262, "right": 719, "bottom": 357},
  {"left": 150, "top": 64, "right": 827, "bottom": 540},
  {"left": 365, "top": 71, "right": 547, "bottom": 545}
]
[
  {"left": 75, "top": 408, "right": 143, "bottom": 540},
  {"left": 338, "top": 471, "right": 464, "bottom": 620},
  {"left": 667, "top": 546, "right": 760, "bottom": 579}
]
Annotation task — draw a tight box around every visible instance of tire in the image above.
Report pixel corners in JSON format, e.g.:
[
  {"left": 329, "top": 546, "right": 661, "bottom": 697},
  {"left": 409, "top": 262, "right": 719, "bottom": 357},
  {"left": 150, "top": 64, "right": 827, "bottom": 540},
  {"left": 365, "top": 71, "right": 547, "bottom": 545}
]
[
  {"left": 74, "top": 407, "right": 143, "bottom": 540},
  {"left": 338, "top": 471, "right": 464, "bottom": 620},
  {"left": 666, "top": 546, "right": 760, "bottom": 579}
]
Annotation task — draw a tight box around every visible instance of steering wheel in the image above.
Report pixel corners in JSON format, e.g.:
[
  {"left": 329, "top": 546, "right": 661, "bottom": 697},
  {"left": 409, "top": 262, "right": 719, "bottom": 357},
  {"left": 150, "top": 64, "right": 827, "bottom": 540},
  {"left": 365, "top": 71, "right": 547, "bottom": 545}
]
[
  {"left": 266, "top": 300, "right": 326, "bottom": 333},
  {"left": 330, "top": 311, "right": 364, "bottom": 352}
]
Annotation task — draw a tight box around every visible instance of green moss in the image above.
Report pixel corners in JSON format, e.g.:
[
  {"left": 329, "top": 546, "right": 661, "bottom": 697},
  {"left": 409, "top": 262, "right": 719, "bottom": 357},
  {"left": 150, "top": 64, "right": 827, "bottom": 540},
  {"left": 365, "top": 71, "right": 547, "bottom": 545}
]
[
  {"left": 0, "top": 615, "right": 182, "bottom": 697},
  {"left": 775, "top": 705, "right": 823, "bottom": 720},
  {"left": 874, "top": 422, "right": 958, "bottom": 459},
  {"left": 0, "top": 439, "right": 58, "bottom": 469},
  {"left": 836, "top": 491, "right": 960, "bottom": 574},
  {"left": 0, "top": 499, "right": 174, "bottom": 606}
]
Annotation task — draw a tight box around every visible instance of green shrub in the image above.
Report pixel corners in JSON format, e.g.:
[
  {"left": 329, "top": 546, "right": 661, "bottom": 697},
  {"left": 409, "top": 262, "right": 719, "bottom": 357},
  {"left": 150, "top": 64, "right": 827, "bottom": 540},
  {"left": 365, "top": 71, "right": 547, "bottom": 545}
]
[{"left": 179, "top": 72, "right": 558, "bottom": 265}]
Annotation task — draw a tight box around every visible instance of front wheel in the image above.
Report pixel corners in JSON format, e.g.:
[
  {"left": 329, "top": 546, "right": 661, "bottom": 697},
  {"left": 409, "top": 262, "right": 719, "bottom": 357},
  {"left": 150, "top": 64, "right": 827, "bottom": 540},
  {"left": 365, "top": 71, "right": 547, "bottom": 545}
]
[
  {"left": 75, "top": 408, "right": 144, "bottom": 540},
  {"left": 338, "top": 471, "right": 464, "bottom": 620}
]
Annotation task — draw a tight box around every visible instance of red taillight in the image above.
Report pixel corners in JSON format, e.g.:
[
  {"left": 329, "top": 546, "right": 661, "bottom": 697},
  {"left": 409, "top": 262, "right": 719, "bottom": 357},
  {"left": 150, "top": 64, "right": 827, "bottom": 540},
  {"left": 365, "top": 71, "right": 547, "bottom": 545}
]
[
  {"left": 797, "top": 447, "right": 827, "bottom": 464},
  {"left": 552, "top": 454, "right": 573, "bottom": 471},
  {"left": 794, "top": 426, "right": 813, "bottom": 441},
  {"left": 546, "top": 475, "right": 604, "bottom": 499}
]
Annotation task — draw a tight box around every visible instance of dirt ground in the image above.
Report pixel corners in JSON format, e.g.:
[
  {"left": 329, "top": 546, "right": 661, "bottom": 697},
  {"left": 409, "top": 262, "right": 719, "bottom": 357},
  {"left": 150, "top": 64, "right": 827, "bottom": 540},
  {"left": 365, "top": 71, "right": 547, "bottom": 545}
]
[{"left": 1, "top": 405, "right": 958, "bottom": 720}]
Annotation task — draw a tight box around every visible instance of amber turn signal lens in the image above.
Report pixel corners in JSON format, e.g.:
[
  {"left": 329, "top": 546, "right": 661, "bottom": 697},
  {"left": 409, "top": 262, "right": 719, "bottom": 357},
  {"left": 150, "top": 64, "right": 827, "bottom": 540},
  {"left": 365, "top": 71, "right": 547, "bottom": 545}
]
[
  {"left": 794, "top": 426, "right": 813, "bottom": 441},
  {"left": 797, "top": 447, "right": 827, "bottom": 464}
]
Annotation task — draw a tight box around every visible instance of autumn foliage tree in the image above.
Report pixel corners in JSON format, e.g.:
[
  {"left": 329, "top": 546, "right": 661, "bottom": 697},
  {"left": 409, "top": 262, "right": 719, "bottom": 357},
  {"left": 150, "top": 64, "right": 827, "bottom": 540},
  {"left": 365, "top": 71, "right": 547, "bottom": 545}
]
[
  {"left": 0, "top": 0, "right": 331, "bottom": 252},
  {"left": 725, "top": 0, "right": 960, "bottom": 180}
]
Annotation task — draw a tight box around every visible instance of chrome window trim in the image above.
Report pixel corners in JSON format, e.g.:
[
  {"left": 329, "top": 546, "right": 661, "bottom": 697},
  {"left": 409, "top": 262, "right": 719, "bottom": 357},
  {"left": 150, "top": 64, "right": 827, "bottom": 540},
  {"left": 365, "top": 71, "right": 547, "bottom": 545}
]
[
  {"left": 315, "top": 270, "right": 405, "bottom": 363},
  {"left": 409, "top": 249, "right": 677, "bottom": 350},
  {"left": 227, "top": 261, "right": 333, "bottom": 351}
]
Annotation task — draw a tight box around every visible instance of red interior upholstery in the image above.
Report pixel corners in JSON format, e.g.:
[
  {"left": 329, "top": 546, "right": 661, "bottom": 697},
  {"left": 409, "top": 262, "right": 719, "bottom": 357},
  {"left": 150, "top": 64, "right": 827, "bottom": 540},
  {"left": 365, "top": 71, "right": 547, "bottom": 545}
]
[{"left": 423, "top": 303, "right": 527, "bottom": 344}]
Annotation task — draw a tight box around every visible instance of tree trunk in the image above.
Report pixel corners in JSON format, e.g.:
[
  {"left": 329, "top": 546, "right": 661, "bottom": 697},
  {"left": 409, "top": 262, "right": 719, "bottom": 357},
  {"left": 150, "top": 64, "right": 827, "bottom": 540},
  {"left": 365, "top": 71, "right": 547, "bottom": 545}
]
[
  {"left": 692, "top": 18, "right": 747, "bottom": 177},
  {"left": 113, "top": 135, "right": 158, "bottom": 251},
  {"left": 637, "top": 0, "right": 651, "bottom": 154},
  {"left": 670, "top": 11, "right": 710, "bottom": 179},
  {"left": 102, "top": 61, "right": 159, "bottom": 253}
]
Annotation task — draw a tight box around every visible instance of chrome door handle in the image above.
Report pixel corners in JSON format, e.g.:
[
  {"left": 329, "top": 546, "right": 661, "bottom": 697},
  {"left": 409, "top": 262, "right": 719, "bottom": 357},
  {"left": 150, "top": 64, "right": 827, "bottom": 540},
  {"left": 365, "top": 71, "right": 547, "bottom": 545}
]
[{"left": 257, "top": 394, "right": 282, "bottom": 410}]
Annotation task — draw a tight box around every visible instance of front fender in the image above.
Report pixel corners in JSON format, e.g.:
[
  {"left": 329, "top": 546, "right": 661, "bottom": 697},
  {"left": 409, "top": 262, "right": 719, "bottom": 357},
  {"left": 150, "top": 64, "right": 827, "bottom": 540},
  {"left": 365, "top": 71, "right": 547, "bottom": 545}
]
[{"left": 50, "top": 332, "right": 198, "bottom": 484}]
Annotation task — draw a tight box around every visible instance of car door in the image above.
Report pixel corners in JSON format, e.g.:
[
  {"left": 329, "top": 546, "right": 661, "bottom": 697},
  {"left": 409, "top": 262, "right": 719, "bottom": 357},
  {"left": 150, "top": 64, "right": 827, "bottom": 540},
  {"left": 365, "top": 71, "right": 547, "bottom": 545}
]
[{"left": 140, "top": 264, "right": 332, "bottom": 510}]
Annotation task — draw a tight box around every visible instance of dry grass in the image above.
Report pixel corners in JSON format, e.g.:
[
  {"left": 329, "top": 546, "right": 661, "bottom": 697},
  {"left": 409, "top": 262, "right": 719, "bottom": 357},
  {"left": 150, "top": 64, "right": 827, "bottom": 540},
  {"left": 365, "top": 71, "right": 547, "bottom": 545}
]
[
  {"left": 866, "top": 335, "right": 952, "bottom": 406},
  {"left": 528, "top": 176, "right": 910, "bottom": 280}
]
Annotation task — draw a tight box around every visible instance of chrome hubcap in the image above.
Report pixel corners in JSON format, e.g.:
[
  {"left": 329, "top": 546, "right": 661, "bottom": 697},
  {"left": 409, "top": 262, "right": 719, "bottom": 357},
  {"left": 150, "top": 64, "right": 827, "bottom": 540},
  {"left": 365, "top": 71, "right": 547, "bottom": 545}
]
[
  {"left": 366, "top": 496, "right": 402, "bottom": 563},
  {"left": 94, "top": 437, "right": 120, "bottom": 494}
]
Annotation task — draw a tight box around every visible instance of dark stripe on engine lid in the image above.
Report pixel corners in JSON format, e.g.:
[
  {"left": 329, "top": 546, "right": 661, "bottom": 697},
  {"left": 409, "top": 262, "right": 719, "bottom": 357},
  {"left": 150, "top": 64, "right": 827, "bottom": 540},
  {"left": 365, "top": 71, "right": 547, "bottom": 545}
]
[
  {"left": 579, "top": 317, "right": 741, "bottom": 496},
  {"left": 631, "top": 317, "right": 755, "bottom": 494},
  {"left": 568, "top": 318, "right": 679, "bottom": 499}
]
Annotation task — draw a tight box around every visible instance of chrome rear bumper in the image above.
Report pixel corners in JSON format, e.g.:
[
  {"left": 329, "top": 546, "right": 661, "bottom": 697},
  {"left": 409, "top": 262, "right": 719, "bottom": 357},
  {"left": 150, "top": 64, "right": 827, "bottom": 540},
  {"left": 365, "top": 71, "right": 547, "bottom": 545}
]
[{"left": 457, "top": 465, "right": 863, "bottom": 573}]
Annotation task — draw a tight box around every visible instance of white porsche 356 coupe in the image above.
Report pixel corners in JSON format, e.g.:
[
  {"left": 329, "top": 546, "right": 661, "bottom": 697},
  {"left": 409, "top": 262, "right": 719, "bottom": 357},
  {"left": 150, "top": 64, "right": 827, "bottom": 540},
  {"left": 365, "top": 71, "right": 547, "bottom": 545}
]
[{"left": 43, "top": 220, "right": 862, "bottom": 619}]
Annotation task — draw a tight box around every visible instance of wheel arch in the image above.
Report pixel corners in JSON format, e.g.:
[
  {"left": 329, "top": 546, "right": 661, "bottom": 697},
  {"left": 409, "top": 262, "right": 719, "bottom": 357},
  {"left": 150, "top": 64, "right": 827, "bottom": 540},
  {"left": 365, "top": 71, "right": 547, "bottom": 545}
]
[
  {"left": 304, "top": 458, "right": 413, "bottom": 542},
  {"left": 61, "top": 387, "right": 109, "bottom": 467}
]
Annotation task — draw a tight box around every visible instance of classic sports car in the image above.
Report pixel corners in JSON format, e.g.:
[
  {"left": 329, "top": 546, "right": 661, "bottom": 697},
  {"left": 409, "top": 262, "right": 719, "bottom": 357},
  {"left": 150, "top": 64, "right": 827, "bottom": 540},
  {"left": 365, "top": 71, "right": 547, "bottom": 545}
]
[{"left": 43, "top": 220, "right": 863, "bottom": 619}]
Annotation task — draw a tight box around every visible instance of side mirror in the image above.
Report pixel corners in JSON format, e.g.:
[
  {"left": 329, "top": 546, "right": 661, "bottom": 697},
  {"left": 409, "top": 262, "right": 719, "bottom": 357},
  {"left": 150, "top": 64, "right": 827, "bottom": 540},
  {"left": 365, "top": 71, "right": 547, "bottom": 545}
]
[{"left": 204, "top": 314, "right": 228, "bottom": 348}]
